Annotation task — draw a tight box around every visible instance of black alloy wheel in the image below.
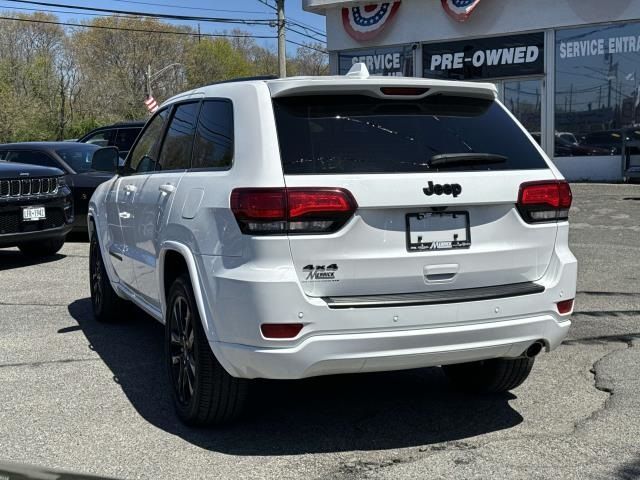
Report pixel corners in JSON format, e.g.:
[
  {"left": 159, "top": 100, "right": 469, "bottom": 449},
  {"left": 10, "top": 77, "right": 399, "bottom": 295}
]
[
  {"left": 89, "top": 231, "right": 127, "bottom": 322},
  {"left": 168, "top": 294, "right": 196, "bottom": 406},
  {"left": 89, "top": 236, "right": 103, "bottom": 314},
  {"left": 165, "top": 273, "right": 248, "bottom": 425}
]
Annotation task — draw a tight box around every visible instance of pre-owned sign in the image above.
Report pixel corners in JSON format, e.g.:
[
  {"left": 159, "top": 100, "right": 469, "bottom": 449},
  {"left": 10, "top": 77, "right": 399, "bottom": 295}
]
[{"left": 423, "top": 33, "right": 544, "bottom": 80}]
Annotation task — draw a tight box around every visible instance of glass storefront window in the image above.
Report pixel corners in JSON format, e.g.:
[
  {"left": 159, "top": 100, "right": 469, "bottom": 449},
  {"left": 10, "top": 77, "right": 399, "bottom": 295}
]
[
  {"left": 502, "top": 79, "right": 542, "bottom": 139},
  {"left": 338, "top": 45, "right": 414, "bottom": 76},
  {"left": 555, "top": 22, "right": 640, "bottom": 157}
]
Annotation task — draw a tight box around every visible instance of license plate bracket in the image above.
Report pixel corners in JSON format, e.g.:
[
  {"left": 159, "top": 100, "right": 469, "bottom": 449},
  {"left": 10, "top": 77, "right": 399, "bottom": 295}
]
[
  {"left": 406, "top": 211, "right": 471, "bottom": 252},
  {"left": 22, "top": 206, "right": 46, "bottom": 222}
]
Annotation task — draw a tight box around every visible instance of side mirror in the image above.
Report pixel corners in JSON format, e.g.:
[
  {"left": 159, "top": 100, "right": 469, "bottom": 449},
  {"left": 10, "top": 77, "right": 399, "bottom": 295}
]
[{"left": 91, "top": 147, "right": 119, "bottom": 173}]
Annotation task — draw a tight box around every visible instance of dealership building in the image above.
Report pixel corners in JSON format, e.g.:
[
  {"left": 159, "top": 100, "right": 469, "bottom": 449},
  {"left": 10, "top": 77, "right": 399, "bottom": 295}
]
[{"left": 303, "top": 0, "right": 640, "bottom": 181}]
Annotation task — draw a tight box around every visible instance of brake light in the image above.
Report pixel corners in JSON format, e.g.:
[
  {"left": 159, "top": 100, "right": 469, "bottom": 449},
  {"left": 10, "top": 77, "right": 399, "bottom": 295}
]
[
  {"left": 230, "top": 187, "right": 357, "bottom": 235},
  {"left": 517, "top": 181, "right": 572, "bottom": 223},
  {"left": 380, "top": 87, "right": 429, "bottom": 96},
  {"left": 261, "top": 323, "right": 303, "bottom": 339}
]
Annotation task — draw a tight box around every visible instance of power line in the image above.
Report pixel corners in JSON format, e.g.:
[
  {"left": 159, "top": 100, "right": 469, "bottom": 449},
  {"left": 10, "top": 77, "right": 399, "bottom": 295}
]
[
  {"left": 0, "top": 0, "right": 326, "bottom": 43},
  {"left": 256, "top": 0, "right": 326, "bottom": 38},
  {"left": 0, "top": 12, "right": 326, "bottom": 53},
  {"left": 0, "top": 14, "right": 277, "bottom": 39},
  {"left": 285, "top": 24, "right": 325, "bottom": 43},
  {"left": 0, "top": 4, "right": 142, "bottom": 19},
  {"left": 0, "top": 4, "right": 326, "bottom": 44},
  {"left": 111, "top": 0, "right": 271, "bottom": 15},
  {"left": 1, "top": 0, "right": 274, "bottom": 24},
  {"left": 286, "top": 38, "right": 326, "bottom": 54}
]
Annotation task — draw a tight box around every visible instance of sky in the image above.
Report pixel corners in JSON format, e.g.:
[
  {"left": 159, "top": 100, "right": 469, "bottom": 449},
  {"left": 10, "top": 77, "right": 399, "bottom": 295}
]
[{"left": 0, "top": 0, "right": 327, "bottom": 54}]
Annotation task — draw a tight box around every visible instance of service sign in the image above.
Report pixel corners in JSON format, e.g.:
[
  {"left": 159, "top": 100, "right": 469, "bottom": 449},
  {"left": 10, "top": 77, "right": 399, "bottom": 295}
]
[
  {"left": 339, "top": 45, "right": 414, "bottom": 77},
  {"left": 423, "top": 33, "right": 544, "bottom": 80}
]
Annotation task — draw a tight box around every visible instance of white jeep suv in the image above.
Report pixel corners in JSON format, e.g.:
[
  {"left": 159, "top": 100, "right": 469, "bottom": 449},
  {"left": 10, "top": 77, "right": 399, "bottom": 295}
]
[{"left": 88, "top": 65, "right": 577, "bottom": 425}]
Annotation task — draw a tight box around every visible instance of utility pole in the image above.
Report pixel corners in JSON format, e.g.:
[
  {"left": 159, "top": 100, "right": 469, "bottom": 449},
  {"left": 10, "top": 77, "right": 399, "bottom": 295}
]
[
  {"left": 277, "top": 0, "right": 286, "bottom": 78},
  {"left": 146, "top": 64, "right": 152, "bottom": 98}
]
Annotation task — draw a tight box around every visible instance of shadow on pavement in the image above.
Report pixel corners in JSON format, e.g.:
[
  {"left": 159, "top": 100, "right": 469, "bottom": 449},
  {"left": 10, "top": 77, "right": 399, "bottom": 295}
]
[
  {"left": 0, "top": 248, "right": 65, "bottom": 271},
  {"left": 68, "top": 297, "right": 523, "bottom": 456},
  {"left": 65, "top": 232, "right": 89, "bottom": 243},
  {"left": 616, "top": 456, "right": 640, "bottom": 480}
]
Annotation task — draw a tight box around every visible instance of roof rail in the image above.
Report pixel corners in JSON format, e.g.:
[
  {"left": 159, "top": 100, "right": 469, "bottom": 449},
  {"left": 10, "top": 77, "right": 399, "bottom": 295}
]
[{"left": 213, "top": 75, "right": 278, "bottom": 85}]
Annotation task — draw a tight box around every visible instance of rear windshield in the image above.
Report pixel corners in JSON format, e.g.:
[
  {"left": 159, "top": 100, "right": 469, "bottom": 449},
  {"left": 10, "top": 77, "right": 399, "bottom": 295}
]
[{"left": 273, "top": 94, "right": 548, "bottom": 174}]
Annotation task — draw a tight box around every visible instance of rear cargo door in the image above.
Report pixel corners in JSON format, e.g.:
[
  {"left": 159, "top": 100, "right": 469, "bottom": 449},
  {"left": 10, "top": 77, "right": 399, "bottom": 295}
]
[{"left": 272, "top": 93, "right": 559, "bottom": 297}]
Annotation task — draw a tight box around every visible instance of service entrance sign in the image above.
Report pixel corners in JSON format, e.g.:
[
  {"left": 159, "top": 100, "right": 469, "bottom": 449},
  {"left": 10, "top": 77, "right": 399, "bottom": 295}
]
[
  {"left": 339, "top": 45, "right": 414, "bottom": 77},
  {"left": 423, "top": 33, "right": 544, "bottom": 80}
]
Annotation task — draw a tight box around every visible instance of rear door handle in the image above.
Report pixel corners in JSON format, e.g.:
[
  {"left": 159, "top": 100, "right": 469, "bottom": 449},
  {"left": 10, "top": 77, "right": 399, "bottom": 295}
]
[
  {"left": 124, "top": 184, "right": 137, "bottom": 193},
  {"left": 159, "top": 184, "right": 176, "bottom": 194}
]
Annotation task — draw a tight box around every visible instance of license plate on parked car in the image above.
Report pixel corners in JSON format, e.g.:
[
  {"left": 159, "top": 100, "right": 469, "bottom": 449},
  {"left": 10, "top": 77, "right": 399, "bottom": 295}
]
[
  {"left": 22, "top": 206, "right": 46, "bottom": 222},
  {"left": 406, "top": 211, "right": 471, "bottom": 251}
]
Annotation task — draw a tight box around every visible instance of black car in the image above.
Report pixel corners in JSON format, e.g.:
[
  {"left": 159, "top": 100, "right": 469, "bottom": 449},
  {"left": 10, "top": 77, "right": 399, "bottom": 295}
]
[
  {"left": 0, "top": 143, "right": 119, "bottom": 232},
  {"left": 0, "top": 161, "right": 73, "bottom": 256},
  {"left": 78, "top": 121, "right": 145, "bottom": 159}
]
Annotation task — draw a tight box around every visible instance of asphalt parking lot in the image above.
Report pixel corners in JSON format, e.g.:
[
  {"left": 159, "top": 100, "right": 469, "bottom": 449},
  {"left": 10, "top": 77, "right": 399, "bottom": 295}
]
[{"left": 0, "top": 183, "right": 639, "bottom": 480}]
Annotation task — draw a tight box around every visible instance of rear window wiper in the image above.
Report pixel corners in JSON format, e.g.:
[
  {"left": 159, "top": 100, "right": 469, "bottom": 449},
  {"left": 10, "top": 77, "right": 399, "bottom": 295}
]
[{"left": 430, "top": 153, "right": 508, "bottom": 167}]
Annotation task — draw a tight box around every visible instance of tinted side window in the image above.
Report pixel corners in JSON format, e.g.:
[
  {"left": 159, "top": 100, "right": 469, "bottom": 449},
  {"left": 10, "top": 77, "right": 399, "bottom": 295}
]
[
  {"left": 128, "top": 110, "right": 168, "bottom": 173},
  {"left": 114, "top": 128, "right": 141, "bottom": 152},
  {"left": 4, "top": 151, "right": 59, "bottom": 168},
  {"left": 191, "top": 100, "right": 234, "bottom": 170},
  {"left": 84, "top": 130, "right": 114, "bottom": 147},
  {"left": 157, "top": 102, "right": 199, "bottom": 171}
]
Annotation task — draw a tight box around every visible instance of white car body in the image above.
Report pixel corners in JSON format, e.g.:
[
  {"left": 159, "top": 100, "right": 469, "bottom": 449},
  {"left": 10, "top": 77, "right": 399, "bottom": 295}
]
[{"left": 88, "top": 68, "right": 577, "bottom": 382}]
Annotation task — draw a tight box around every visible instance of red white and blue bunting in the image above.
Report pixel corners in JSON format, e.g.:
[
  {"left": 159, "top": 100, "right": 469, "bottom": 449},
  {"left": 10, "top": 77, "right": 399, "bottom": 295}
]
[
  {"left": 342, "top": 2, "right": 401, "bottom": 42},
  {"left": 441, "top": 0, "right": 482, "bottom": 22}
]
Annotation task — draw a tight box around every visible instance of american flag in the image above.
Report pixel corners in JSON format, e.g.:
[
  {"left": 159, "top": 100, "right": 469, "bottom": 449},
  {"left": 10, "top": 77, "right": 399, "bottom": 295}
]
[{"left": 144, "top": 95, "right": 158, "bottom": 114}]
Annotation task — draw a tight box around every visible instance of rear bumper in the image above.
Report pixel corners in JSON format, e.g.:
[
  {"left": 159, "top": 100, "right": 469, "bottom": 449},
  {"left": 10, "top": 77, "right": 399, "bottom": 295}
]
[
  {"left": 199, "top": 226, "right": 577, "bottom": 380},
  {"left": 215, "top": 315, "right": 570, "bottom": 379}
]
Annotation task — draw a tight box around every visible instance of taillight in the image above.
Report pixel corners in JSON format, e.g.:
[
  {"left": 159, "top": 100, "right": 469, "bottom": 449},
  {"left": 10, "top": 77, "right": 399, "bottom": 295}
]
[
  {"left": 517, "top": 181, "right": 572, "bottom": 223},
  {"left": 230, "top": 187, "right": 357, "bottom": 235}
]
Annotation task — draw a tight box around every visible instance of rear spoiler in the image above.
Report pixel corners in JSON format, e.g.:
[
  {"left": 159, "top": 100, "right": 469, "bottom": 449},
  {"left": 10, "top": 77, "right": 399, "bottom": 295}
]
[{"left": 268, "top": 78, "right": 497, "bottom": 100}]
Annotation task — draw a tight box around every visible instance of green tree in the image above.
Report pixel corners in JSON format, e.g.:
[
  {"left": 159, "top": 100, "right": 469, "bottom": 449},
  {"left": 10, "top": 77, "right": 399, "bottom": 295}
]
[
  {"left": 290, "top": 43, "right": 328, "bottom": 76},
  {"left": 71, "top": 16, "right": 191, "bottom": 122},
  {"left": 185, "top": 38, "right": 253, "bottom": 88}
]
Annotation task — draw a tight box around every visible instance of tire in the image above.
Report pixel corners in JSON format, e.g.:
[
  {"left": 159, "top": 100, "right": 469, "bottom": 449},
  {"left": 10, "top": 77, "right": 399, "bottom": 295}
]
[
  {"left": 18, "top": 237, "right": 65, "bottom": 257},
  {"left": 89, "top": 232, "right": 127, "bottom": 323},
  {"left": 442, "top": 357, "right": 535, "bottom": 393},
  {"left": 166, "top": 273, "right": 248, "bottom": 426}
]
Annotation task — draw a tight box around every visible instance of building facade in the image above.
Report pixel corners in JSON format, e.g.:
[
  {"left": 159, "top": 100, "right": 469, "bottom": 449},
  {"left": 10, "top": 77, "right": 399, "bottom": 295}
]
[{"left": 303, "top": 0, "right": 640, "bottom": 181}]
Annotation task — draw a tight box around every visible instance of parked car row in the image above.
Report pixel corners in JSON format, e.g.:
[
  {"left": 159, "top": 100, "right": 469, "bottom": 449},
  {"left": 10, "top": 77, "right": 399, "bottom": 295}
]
[
  {"left": 0, "top": 120, "right": 144, "bottom": 256},
  {"left": 0, "top": 144, "right": 120, "bottom": 256}
]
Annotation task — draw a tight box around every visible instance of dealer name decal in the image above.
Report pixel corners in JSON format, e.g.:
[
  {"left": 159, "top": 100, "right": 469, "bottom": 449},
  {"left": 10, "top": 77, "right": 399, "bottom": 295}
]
[{"left": 303, "top": 264, "right": 339, "bottom": 282}]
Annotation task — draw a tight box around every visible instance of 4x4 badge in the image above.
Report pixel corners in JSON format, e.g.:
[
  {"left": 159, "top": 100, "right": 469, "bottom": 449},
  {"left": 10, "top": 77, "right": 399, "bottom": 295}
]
[
  {"left": 303, "top": 264, "right": 338, "bottom": 281},
  {"left": 423, "top": 181, "right": 462, "bottom": 198}
]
